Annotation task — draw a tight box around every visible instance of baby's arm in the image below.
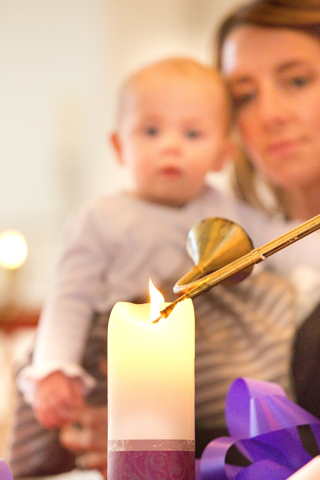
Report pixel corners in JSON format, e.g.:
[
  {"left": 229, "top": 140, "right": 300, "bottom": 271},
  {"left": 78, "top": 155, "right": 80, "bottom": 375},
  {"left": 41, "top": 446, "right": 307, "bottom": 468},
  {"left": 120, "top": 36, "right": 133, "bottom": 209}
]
[
  {"left": 33, "top": 371, "right": 84, "bottom": 429},
  {"left": 18, "top": 202, "right": 107, "bottom": 408}
]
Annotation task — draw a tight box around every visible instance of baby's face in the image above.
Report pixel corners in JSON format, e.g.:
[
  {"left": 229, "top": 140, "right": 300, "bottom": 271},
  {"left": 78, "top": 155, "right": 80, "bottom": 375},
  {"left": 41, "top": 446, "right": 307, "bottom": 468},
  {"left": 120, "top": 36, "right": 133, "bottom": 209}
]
[{"left": 117, "top": 70, "right": 229, "bottom": 207}]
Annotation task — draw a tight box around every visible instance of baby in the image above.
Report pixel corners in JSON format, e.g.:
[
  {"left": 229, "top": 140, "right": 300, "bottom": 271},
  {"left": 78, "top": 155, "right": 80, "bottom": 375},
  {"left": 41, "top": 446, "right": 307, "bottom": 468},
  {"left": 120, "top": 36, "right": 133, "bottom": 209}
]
[{"left": 18, "top": 57, "right": 233, "bottom": 429}]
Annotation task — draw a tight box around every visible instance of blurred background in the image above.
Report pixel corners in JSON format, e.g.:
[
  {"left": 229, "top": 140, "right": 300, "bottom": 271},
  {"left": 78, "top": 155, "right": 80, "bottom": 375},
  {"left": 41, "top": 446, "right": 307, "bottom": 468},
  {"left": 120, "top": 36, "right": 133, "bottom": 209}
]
[
  {"left": 0, "top": 0, "right": 242, "bottom": 308},
  {"left": 0, "top": 0, "right": 242, "bottom": 459}
]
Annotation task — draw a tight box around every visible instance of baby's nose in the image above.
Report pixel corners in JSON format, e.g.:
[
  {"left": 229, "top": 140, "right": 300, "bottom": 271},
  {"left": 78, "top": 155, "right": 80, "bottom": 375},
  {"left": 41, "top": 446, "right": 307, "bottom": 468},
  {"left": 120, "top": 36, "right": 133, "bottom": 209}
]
[{"left": 161, "top": 132, "right": 182, "bottom": 154}]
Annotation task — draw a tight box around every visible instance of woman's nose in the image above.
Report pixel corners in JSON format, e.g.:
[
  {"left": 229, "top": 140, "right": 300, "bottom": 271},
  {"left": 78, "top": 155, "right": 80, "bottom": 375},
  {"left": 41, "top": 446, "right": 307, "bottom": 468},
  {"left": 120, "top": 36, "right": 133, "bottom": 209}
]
[{"left": 257, "top": 86, "right": 291, "bottom": 130}]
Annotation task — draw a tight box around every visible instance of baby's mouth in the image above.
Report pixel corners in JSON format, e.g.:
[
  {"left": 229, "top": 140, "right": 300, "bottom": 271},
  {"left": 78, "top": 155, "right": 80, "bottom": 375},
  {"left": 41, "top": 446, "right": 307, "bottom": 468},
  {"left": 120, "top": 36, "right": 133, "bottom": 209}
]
[{"left": 160, "top": 166, "right": 183, "bottom": 177}]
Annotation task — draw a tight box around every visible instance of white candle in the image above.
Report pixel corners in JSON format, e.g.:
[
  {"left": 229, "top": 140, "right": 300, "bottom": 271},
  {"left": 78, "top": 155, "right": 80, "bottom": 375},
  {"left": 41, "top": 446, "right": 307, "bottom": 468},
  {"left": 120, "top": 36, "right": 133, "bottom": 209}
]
[
  {"left": 108, "top": 285, "right": 195, "bottom": 479},
  {"left": 287, "top": 456, "right": 320, "bottom": 480}
]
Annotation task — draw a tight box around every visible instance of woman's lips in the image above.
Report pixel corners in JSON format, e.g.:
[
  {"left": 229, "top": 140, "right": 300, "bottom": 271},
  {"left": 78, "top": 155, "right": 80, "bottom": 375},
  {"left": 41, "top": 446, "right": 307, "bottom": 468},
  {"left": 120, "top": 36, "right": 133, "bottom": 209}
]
[{"left": 266, "top": 139, "right": 303, "bottom": 157}]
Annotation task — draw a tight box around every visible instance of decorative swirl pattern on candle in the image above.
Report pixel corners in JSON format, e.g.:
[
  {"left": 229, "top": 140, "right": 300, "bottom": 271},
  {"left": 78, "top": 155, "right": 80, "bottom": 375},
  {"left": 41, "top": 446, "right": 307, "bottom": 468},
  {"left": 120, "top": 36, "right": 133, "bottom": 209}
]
[{"left": 108, "top": 450, "right": 195, "bottom": 480}]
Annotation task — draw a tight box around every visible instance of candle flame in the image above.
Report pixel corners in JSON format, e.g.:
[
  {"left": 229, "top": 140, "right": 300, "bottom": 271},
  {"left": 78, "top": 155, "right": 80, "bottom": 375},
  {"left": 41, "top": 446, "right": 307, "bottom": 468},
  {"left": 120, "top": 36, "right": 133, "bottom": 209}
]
[{"left": 149, "top": 279, "right": 164, "bottom": 323}]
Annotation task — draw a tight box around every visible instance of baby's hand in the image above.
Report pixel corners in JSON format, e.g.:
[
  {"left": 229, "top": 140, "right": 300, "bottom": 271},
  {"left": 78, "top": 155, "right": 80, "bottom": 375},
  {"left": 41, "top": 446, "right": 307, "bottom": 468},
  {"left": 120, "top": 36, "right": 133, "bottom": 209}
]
[{"left": 33, "top": 371, "right": 84, "bottom": 429}]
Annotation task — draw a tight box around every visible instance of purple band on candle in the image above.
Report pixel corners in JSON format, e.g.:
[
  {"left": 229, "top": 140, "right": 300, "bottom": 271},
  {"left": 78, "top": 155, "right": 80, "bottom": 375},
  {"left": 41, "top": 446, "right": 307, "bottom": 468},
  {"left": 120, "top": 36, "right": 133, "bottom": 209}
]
[
  {"left": 197, "top": 377, "right": 320, "bottom": 480},
  {"left": 109, "top": 439, "right": 195, "bottom": 451},
  {"left": 0, "top": 459, "right": 13, "bottom": 480},
  {"left": 108, "top": 450, "right": 195, "bottom": 479}
]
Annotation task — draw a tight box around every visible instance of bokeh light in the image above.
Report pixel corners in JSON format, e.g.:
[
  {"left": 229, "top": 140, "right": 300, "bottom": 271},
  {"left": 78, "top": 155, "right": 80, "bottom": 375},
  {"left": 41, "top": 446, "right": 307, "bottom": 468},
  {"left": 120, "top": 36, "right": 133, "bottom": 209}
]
[{"left": 0, "top": 230, "right": 28, "bottom": 270}]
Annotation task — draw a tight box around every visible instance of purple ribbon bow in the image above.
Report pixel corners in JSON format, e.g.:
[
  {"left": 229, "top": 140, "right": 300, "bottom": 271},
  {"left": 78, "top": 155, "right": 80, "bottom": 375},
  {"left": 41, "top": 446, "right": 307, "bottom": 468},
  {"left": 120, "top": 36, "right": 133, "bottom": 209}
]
[{"left": 196, "top": 377, "right": 320, "bottom": 480}]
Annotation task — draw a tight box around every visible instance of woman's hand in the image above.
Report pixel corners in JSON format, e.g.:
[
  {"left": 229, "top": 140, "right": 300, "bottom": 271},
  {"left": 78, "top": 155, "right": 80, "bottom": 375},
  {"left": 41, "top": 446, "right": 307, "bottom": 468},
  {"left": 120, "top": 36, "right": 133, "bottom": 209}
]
[
  {"left": 60, "top": 359, "right": 108, "bottom": 478},
  {"left": 59, "top": 403, "right": 108, "bottom": 478}
]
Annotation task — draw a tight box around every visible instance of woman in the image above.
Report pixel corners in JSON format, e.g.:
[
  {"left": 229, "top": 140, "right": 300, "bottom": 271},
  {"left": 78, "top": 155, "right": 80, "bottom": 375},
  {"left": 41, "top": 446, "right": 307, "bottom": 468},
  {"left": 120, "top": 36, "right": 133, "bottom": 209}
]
[
  {"left": 19, "top": 4, "right": 320, "bottom": 472},
  {"left": 217, "top": 0, "right": 320, "bottom": 419},
  {"left": 57, "top": 3, "right": 320, "bottom": 466}
]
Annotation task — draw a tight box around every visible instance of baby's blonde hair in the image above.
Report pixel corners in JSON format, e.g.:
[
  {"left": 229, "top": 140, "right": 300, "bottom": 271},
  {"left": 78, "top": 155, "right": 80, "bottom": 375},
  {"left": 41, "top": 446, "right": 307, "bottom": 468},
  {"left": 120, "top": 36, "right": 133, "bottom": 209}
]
[{"left": 116, "top": 57, "right": 232, "bottom": 131}]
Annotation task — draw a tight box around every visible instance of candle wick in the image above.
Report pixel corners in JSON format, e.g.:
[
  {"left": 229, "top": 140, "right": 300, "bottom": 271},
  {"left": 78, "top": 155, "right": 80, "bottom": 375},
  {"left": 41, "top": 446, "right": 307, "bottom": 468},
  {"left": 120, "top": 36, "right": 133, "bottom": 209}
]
[
  {"left": 152, "top": 314, "right": 165, "bottom": 325},
  {"left": 152, "top": 297, "right": 185, "bottom": 324}
]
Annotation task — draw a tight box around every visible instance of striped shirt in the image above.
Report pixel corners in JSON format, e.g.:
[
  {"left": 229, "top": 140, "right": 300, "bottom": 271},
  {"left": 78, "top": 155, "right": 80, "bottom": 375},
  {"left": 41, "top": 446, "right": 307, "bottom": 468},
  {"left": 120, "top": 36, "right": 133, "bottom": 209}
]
[{"left": 194, "top": 270, "right": 296, "bottom": 430}]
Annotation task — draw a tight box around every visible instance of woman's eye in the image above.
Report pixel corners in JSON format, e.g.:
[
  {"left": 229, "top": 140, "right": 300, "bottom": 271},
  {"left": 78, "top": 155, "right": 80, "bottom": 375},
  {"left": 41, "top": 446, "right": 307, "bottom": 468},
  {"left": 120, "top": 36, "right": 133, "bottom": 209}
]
[
  {"left": 186, "top": 130, "right": 201, "bottom": 139},
  {"left": 233, "top": 91, "right": 255, "bottom": 109},
  {"left": 290, "top": 75, "right": 310, "bottom": 88},
  {"left": 144, "top": 126, "right": 158, "bottom": 136},
  {"left": 282, "top": 68, "right": 315, "bottom": 91}
]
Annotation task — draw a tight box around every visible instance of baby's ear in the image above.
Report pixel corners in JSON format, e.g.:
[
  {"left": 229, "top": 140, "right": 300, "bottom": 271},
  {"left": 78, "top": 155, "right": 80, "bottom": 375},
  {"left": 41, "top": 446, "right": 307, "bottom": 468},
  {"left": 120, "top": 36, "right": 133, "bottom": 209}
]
[
  {"left": 212, "top": 138, "right": 236, "bottom": 172},
  {"left": 110, "top": 132, "right": 125, "bottom": 165}
]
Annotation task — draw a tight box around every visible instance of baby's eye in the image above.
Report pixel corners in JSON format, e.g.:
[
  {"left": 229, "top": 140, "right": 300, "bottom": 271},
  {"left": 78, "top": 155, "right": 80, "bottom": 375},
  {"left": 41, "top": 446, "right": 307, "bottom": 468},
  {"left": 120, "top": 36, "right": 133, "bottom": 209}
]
[
  {"left": 144, "top": 126, "right": 159, "bottom": 136},
  {"left": 185, "top": 129, "right": 201, "bottom": 139}
]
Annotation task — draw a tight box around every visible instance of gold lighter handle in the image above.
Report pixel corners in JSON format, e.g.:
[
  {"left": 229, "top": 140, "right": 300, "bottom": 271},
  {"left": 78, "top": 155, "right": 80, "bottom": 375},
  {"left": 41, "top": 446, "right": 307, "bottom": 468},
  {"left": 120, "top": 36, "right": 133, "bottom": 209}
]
[{"left": 154, "top": 213, "right": 320, "bottom": 323}]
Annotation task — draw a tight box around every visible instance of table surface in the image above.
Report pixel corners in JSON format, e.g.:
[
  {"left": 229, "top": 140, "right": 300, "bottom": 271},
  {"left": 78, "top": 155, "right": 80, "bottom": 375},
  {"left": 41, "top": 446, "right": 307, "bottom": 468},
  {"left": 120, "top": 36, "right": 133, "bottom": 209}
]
[{"left": 17, "top": 470, "right": 104, "bottom": 480}]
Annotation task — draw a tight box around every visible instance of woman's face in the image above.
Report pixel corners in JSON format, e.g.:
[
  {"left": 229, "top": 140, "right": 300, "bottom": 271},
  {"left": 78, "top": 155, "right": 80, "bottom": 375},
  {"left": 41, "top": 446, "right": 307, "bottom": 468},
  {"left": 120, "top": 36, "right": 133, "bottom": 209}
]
[{"left": 221, "top": 25, "right": 320, "bottom": 190}]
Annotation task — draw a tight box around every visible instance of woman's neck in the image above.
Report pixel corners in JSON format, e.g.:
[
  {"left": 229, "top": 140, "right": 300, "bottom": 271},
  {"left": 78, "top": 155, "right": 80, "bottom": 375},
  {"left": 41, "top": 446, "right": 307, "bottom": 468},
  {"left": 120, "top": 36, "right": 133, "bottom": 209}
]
[{"left": 283, "top": 184, "right": 320, "bottom": 221}]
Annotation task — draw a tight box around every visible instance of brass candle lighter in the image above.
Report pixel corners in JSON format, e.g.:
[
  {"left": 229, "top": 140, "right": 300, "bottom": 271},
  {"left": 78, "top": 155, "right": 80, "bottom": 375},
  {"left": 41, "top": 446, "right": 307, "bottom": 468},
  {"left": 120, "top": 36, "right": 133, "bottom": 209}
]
[{"left": 153, "top": 214, "right": 320, "bottom": 324}]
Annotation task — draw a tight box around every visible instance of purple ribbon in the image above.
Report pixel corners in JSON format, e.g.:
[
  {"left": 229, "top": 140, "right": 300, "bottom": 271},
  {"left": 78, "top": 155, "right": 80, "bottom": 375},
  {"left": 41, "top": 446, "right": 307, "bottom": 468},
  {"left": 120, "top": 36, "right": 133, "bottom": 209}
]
[
  {"left": 196, "top": 377, "right": 320, "bottom": 480},
  {"left": 0, "top": 459, "right": 13, "bottom": 480}
]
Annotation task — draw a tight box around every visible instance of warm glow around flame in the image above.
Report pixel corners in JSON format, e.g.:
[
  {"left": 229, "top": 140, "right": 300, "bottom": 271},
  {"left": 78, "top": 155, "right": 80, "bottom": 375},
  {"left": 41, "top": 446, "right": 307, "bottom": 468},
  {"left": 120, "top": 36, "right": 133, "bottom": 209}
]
[{"left": 149, "top": 279, "right": 164, "bottom": 323}]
